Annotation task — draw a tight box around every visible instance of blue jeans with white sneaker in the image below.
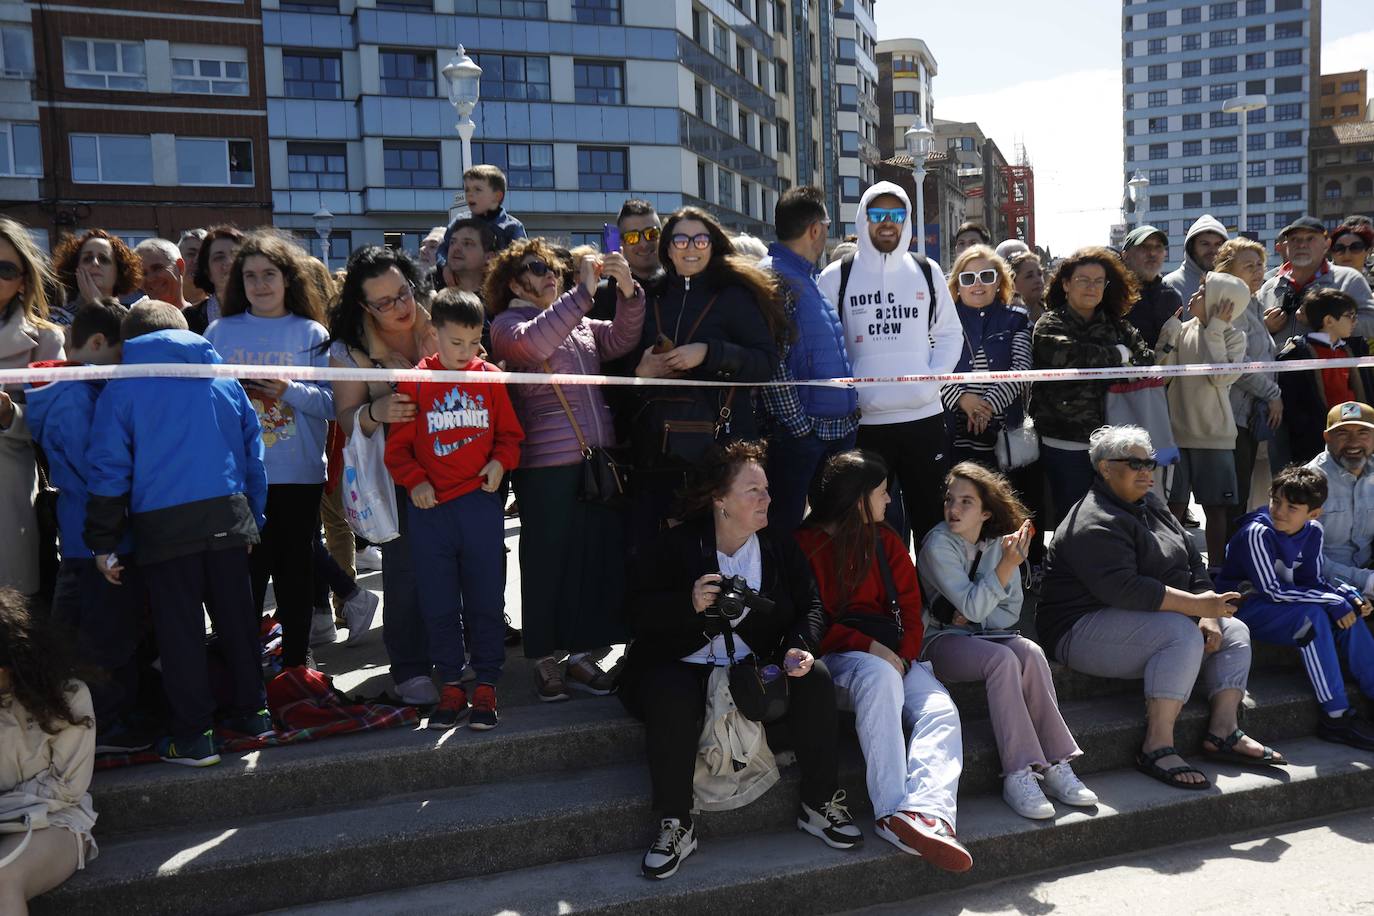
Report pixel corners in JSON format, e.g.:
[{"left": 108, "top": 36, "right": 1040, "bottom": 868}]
[{"left": 825, "top": 651, "right": 963, "bottom": 828}]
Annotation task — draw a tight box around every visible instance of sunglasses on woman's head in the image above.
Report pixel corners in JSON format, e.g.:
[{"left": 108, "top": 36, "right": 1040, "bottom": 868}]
[
  {"left": 0, "top": 261, "right": 22, "bottom": 281},
  {"left": 670, "top": 233, "right": 712, "bottom": 250},
  {"left": 867, "top": 207, "right": 907, "bottom": 224},
  {"left": 1107, "top": 457, "right": 1159, "bottom": 471},
  {"left": 622, "top": 227, "right": 661, "bottom": 246},
  {"left": 958, "top": 269, "right": 999, "bottom": 287},
  {"left": 521, "top": 260, "right": 553, "bottom": 277}
]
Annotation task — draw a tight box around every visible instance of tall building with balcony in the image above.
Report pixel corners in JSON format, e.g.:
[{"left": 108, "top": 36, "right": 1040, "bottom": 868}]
[
  {"left": 1310, "top": 121, "right": 1374, "bottom": 230},
  {"left": 1121, "top": 0, "right": 1322, "bottom": 249},
  {"left": 3, "top": 0, "right": 272, "bottom": 251},
  {"left": 265, "top": 0, "right": 836, "bottom": 256},
  {"left": 875, "top": 38, "right": 935, "bottom": 158},
  {"left": 834, "top": 0, "right": 879, "bottom": 236}
]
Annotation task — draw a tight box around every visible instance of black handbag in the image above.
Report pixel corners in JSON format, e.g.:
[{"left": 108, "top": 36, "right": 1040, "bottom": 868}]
[
  {"left": 836, "top": 534, "right": 906, "bottom": 653},
  {"left": 545, "top": 361, "right": 628, "bottom": 506},
  {"left": 636, "top": 293, "right": 735, "bottom": 467},
  {"left": 719, "top": 620, "right": 789, "bottom": 723},
  {"left": 927, "top": 547, "right": 983, "bottom": 626}
]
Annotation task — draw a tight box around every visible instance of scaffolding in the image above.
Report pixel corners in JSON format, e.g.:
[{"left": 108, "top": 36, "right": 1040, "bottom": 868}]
[{"left": 999, "top": 143, "right": 1036, "bottom": 247}]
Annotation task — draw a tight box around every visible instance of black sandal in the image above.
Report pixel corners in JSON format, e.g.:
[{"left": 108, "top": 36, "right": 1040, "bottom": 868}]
[
  {"left": 1202, "top": 729, "right": 1287, "bottom": 767},
  {"left": 1134, "top": 746, "right": 1211, "bottom": 790}
]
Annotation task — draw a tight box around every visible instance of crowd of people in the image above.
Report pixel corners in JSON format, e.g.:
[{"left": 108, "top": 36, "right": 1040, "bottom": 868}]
[{"left": 3, "top": 160, "right": 1374, "bottom": 903}]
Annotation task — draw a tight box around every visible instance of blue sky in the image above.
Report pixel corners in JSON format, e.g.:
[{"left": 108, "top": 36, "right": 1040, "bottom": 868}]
[{"left": 876, "top": 0, "right": 1373, "bottom": 251}]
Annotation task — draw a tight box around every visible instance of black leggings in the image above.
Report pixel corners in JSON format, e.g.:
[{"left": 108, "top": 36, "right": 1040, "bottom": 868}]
[
  {"left": 252, "top": 483, "right": 324, "bottom": 667},
  {"left": 620, "top": 658, "right": 840, "bottom": 818}
]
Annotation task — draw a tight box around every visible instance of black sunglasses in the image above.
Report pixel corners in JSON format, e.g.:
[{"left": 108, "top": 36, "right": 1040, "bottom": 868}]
[
  {"left": 0, "top": 260, "right": 22, "bottom": 281},
  {"left": 521, "top": 260, "right": 553, "bottom": 277},
  {"left": 1107, "top": 457, "right": 1159, "bottom": 472},
  {"left": 1332, "top": 242, "right": 1368, "bottom": 254}
]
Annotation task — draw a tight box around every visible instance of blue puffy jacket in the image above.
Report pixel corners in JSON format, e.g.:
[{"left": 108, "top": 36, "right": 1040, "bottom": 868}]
[{"left": 85, "top": 330, "right": 268, "bottom": 564}]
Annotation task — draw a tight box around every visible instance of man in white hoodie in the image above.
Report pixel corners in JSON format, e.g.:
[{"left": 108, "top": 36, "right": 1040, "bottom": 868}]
[{"left": 818, "top": 182, "right": 964, "bottom": 546}]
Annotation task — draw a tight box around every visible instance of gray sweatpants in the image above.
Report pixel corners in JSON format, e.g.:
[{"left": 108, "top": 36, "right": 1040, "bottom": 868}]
[{"left": 1056, "top": 608, "right": 1251, "bottom": 702}]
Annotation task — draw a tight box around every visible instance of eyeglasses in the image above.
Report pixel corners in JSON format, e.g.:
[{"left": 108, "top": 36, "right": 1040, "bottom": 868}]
[
  {"left": 520, "top": 260, "right": 554, "bottom": 278},
  {"left": 867, "top": 208, "right": 908, "bottom": 224},
  {"left": 1332, "top": 241, "right": 1369, "bottom": 254},
  {"left": 1107, "top": 457, "right": 1159, "bottom": 472},
  {"left": 1069, "top": 276, "right": 1111, "bottom": 291},
  {"left": 958, "top": 269, "right": 999, "bottom": 287},
  {"left": 670, "top": 233, "right": 712, "bottom": 250},
  {"left": 364, "top": 284, "right": 415, "bottom": 313},
  {"left": 621, "top": 227, "right": 661, "bottom": 247},
  {"left": 0, "top": 260, "right": 22, "bottom": 281}
]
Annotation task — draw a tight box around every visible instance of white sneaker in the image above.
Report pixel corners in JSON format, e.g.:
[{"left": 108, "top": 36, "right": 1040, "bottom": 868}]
[
  {"left": 395, "top": 675, "right": 439, "bottom": 706},
  {"left": 1041, "top": 761, "right": 1098, "bottom": 807},
  {"left": 342, "top": 588, "right": 379, "bottom": 646},
  {"left": 356, "top": 545, "right": 384, "bottom": 572},
  {"left": 641, "top": 818, "right": 696, "bottom": 879},
  {"left": 1003, "top": 768, "right": 1055, "bottom": 820},
  {"left": 308, "top": 611, "right": 338, "bottom": 647}
]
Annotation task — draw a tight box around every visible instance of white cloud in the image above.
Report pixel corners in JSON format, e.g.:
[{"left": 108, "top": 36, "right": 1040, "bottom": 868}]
[
  {"left": 1322, "top": 29, "right": 1374, "bottom": 74},
  {"left": 938, "top": 68, "right": 1123, "bottom": 255}
]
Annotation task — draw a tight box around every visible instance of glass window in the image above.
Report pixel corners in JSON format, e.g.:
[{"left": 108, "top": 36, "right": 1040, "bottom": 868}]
[
  {"left": 1149, "top": 118, "right": 1168, "bottom": 134},
  {"left": 1182, "top": 60, "right": 1202, "bottom": 78},
  {"left": 177, "top": 138, "right": 253, "bottom": 186},
  {"left": 1182, "top": 87, "right": 1202, "bottom": 104},
  {"left": 1274, "top": 157, "right": 1302, "bottom": 175},
  {"left": 63, "top": 38, "right": 147, "bottom": 91},
  {"left": 741, "top": 179, "right": 753, "bottom": 218},
  {"left": 1274, "top": 21, "right": 1302, "bottom": 39},
  {"left": 1274, "top": 130, "right": 1302, "bottom": 147},
  {"left": 1148, "top": 39, "right": 1166, "bottom": 55},
  {"left": 1324, "top": 180, "right": 1342, "bottom": 200},
  {"left": 1274, "top": 49, "right": 1302, "bottom": 67},
  {"left": 383, "top": 141, "right": 441, "bottom": 188},
  {"left": 717, "top": 168, "right": 734, "bottom": 209},
  {"left": 380, "top": 50, "right": 435, "bottom": 97},
  {"left": 573, "top": 59, "right": 624, "bottom": 105},
  {"left": 1210, "top": 2, "right": 1236, "bottom": 19},
  {"left": 1212, "top": 189, "right": 1238, "bottom": 205},
  {"left": 69, "top": 134, "right": 153, "bottom": 184},
  {"left": 1274, "top": 184, "right": 1302, "bottom": 202},
  {"left": 697, "top": 160, "right": 709, "bottom": 199},
  {"left": 893, "top": 91, "right": 917, "bottom": 115},
  {"left": 171, "top": 50, "right": 249, "bottom": 96},
  {"left": 1182, "top": 6, "right": 1202, "bottom": 23},
  {"left": 1210, "top": 30, "right": 1236, "bottom": 47},
  {"left": 1245, "top": 52, "right": 1266, "bottom": 70},
  {"left": 1183, "top": 191, "right": 1204, "bottom": 207},
  {"left": 280, "top": 0, "right": 341, "bottom": 10},
  {"left": 1182, "top": 166, "right": 1204, "bottom": 183},
  {"left": 282, "top": 51, "right": 342, "bottom": 99},
  {"left": 1245, "top": 0, "right": 1265, "bottom": 14},
  {"left": 1182, "top": 33, "right": 1201, "bottom": 51},
  {"left": 738, "top": 110, "right": 750, "bottom": 144},
  {"left": 1182, "top": 140, "right": 1202, "bottom": 156},
  {"left": 1248, "top": 132, "right": 1267, "bottom": 151},
  {"left": 715, "top": 93, "right": 730, "bottom": 132},
  {"left": 1246, "top": 214, "right": 1266, "bottom": 233},
  {"left": 1211, "top": 110, "right": 1238, "bottom": 127},
  {"left": 840, "top": 131, "right": 859, "bottom": 154},
  {"left": 1182, "top": 113, "right": 1202, "bottom": 130},
  {"left": 1212, "top": 136, "right": 1238, "bottom": 153},
  {"left": 1248, "top": 187, "right": 1268, "bottom": 204},
  {"left": 1210, "top": 83, "right": 1237, "bottom": 101},
  {"left": 1246, "top": 26, "right": 1266, "bottom": 42},
  {"left": 1148, "top": 168, "right": 1169, "bottom": 184},
  {"left": 774, "top": 58, "right": 787, "bottom": 95},
  {"left": 287, "top": 142, "right": 346, "bottom": 191},
  {"left": 471, "top": 142, "right": 554, "bottom": 189},
  {"left": 1247, "top": 160, "right": 1266, "bottom": 177},
  {"left": 0, "top": 121, "right": 41, "bottom": 177},
  {"left": 1149, "top": 142, "right": 1169, "bottom": 159},
  {"left": 470, "top": 53, "right": 550, "bottom": 101},
  {"left": 1274, "top": 103, "right": 1302, "bottom": 121},
  {"left": 776, "top": 117, "right": 789, "bottom": 153},
  {"left": 1210, "top": 56, "right": 1236, "bottom": 74},
  {"left": 572, "top": 0, "right": 620, "bottom": 24},
  {"left": 577, "top": 146, "right": 627, "bottom": 191},
  {"left": 1148, "top": 91, "right": 1168, "bottom": 106},
  {"left": 1247, "top": 107, "right": 1266, "bottom": 123},
  {"left": 0, "top": 27, "right": 35, "bottom": 78},
  {"left": 1149, "top": 194, "right": 1169, "bottom": 211},
  {"left": 1247, "top": 79, "right": 1267, "bottom": 94},
  {"left": 453, "top": 0, "right": 548, "bottom": 16},
  {"left": 712, "top": 21, "right": 729, "bottom": 61},
  {"left": 1147, "top": 11, "right": 1167, "bottom": 28},
  {"left": 1147, "top": 64, "right": 1167, "bottom": 81}
]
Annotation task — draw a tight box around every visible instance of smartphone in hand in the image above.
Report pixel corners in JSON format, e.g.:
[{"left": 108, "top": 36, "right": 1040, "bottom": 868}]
[{"left": 602, "top": 223, "right": 621, "bottom": 253}]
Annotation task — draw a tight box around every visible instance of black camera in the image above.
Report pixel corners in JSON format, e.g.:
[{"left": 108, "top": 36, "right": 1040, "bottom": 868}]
[{"left": 707, "top": 575, "right": 775, "bottom": 621}]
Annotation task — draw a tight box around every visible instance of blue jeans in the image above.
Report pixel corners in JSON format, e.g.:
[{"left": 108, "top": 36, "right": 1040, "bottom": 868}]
[
  {"left": 766, "top": 430, "right": 857, "bottom": 532},
  {"left": 407, "top": 488, "right": 506, "bottom": 685},
  {"left": 381, "top": 483, "right": 430, "bottom": 686},
  {"left": 1040, "top": 445, "right": 1096, "bottom": 526}
]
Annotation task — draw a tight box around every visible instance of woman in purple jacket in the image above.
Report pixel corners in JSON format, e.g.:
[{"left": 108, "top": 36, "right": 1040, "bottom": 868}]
[{"left": 489, "top": 238, "right": 645, "bottom": 702}]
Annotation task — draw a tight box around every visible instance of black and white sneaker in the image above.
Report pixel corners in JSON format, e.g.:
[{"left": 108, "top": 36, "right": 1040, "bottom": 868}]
[
  {"left": 641, "top": 818, "right": 696, "bottom": 879},
  {"left": 797, "top": 790, "right": 864, "bottom": 849}
]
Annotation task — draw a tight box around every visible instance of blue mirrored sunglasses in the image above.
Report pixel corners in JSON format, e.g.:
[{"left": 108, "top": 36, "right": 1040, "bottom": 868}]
[{"left": 867, "top": 207, "right": 908, "bottom": 224}]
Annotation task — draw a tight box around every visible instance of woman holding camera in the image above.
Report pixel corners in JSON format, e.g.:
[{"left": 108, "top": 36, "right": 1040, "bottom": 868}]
[
  {"left": 620, "top": 441, "right": 860, "bottom": 880},
  {"left": 797, "top": 450, "right": 972, "bottom": 873}
]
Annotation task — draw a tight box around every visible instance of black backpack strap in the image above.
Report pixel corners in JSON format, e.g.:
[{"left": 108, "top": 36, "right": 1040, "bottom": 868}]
[
  {"left": 836, "top": 250, "right": 856, "bottom": 321},
  {"left": 909, "top": 250, "right": 937, "bottom": 329}
]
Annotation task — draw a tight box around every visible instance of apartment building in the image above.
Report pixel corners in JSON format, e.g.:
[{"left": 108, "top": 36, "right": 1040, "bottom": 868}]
[
  {"left": 1316, "top": 70, "right": 1368, "bottom": 126},
  {"left": 833, "top": 0, "right": 878, "bottom": 236},
  {"left": 1310, "top": 121, "right": 1373, "bottom": 230}
]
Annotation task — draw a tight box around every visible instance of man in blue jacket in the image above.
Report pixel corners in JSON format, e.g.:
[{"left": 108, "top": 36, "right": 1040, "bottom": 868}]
[
  {"left": 758, "top": 186, "right": 860, "bottom": 531},
  {"left": 85, "top": 301, "right": 269, "bottom": 768}
]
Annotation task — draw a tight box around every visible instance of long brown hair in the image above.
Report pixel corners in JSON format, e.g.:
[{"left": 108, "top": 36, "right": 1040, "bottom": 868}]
[
  {"left": 0, "top": 216, "right": 57, "bottom": 324},
  {"left": 801, "top": 450, "right": 892, "bottom": 601},
  {"left": 51, "top": 228, "right": 142, "bottom": 299},
  {"left": 221, "top": 230, "right": 325, "bottom": 323},
  {"left": 659, "top": 206, "right": 792, "bottom": 348},
  {"left": 0, "top": 588, "right": 93, "bottom": 735},
  {"left": 943, "top": 461, "right": 1029, "bottom": 539},
  {"left": 1045, "top": 246, "right": 1141, "bottom": 320}
]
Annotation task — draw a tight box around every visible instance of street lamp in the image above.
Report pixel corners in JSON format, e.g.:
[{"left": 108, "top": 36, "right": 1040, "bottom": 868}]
[
  {"left": 312, "top": 207, "right": 334, "bottom": 271},
  {"left": 904, "top": 117, "right": 934, "bottom": 257},
  {"left": 442, "top": 44, "right": 482, "bottom": 223},
  {"left": 1221, "top": 94, "right": 1267, "bottom": 236},
  {"left": 1127, "top": 170, "right": 1150, "bottom": 227}
]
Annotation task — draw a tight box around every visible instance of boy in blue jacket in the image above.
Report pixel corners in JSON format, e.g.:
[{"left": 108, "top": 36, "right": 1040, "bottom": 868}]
[
  {"left": 1217, "top": 465, "right": 1374, "bottom": 750},
  {"left": 85, "top": 301, "right": 269, "bottom": 768},
  {"left": 27, "top": 299, "right": 149, "bottom": 752}
]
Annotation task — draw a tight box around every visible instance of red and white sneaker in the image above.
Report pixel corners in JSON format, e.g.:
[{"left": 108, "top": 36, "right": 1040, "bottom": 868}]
[{"left": 875, "top": 811, "right": 972, "bottom": 873}]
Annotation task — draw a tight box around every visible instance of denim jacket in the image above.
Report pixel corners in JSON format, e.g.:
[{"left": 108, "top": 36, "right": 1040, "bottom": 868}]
[{"left": 1305, "top": 449, "right": 1374, "bottom": 594}]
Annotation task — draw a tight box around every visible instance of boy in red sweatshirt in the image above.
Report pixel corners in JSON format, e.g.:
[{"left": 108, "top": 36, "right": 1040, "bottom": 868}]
[{"left": 385, "top": 290, "right": 524, "bottom": 730}]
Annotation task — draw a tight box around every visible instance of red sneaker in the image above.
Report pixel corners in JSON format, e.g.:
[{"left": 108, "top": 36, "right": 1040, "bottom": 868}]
[
  {"left": 469, "top": 684, "right": 499, "bottom": 730},
  {"left": 875, "top": 811, "right": 972, "bottom": 872},
  {"left": 427, "top": 684, "right": 469, "bottom": 730}
]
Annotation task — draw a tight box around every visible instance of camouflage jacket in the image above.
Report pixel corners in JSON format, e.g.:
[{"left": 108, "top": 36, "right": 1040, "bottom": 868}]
[{"left": 1030, "top": 306, "right": 1154, "bottom": 442}]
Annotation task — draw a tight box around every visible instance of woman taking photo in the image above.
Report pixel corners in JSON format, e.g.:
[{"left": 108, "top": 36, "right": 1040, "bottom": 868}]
[
  {"left": 918, "top": 462, "right": 1096, "bottom": 820},
  {"left": 797, "top": 450, "right": 973, "bottom": 872},
  {"left": 205, "top": 231, "right": 333, "bottom": 671},
  {"left": 1031, "top": 247, "right": 1150, "bottom": 516},
  {"left": 0, "top": 588, "right": 99, "bottom": 913},
  {"left": 187, "top": 225, "right": 245, "bottom": 334},
  {"left": 489, "top": 239, "right": 644, "bottom": 702},
  {"left": 940, "top": 245, "right": 1031, "bottom": 468},
  {"left": 0, "top": 217, "right": 63, "bottom": 597},
  {"left": 50, "top": 229, "right": 143, "bottom": 326},
  {"left": 326, "top": 247, "right": 437, "bottom": 706},
  {"left": 621, "top": 441, "right": 860, "bottom": 880}
]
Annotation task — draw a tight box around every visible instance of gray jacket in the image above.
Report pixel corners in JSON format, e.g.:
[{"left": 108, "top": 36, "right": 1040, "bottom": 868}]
[
  {"left": 916, "top": 522, "right": 1023, "bottom": 646},
  {"left": 1228, "top": 293, "right": 1281, "bottom": 430},
  {"left": 1261, "top": 263, "right": 1374, "bottom": 349},
  {"left": 1162, "top": 256, "right": 1206, "bottom": 307}
]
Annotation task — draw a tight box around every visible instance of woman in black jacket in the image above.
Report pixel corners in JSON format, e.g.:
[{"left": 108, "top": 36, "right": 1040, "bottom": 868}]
[{"left": 620, "top": 441, "right": 860, "bottom": 880}]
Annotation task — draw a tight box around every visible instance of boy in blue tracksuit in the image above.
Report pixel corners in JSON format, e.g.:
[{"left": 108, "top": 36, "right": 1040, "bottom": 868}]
[
  {"left": 1217, "top": 465, "right": 1374, "bottom": 750},
  {"left": 85, "top": 301, "right": 269, "bottom": 768},
  {"left": 27, "top": 299, "right": 148, "bottom": 751}
]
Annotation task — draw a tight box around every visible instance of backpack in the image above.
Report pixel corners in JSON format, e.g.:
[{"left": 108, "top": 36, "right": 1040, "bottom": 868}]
[{"left": 835, "top": 249, "right": 938, "bottom": 331}]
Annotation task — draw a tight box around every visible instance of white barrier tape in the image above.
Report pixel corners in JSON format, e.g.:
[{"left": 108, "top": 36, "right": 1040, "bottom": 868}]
[{"left": 3, "top": 355, "right": 1374, "bottom": 389}]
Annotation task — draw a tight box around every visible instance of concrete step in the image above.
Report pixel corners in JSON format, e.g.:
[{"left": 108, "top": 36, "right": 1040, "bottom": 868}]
[
  {"left": 264, "top": 737, "right": 1374, "bottom": 916},
  {"left": 41, "top": 673, "right": 1331, "bottom": 915}
]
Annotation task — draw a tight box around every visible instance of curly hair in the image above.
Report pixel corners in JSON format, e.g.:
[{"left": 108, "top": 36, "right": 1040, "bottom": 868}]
[
  {"left": 0, "top": 216, "right": 57, "bottom": 325},
  {"left": 944, "top": 461, "right": 1029, "bottom": 539},
  {"left": 220, "top": 230, "right": 325, "bottom": 323},
  {"left": 800, "top": 449, "right": 892, "bottom": 601},
  {"left": 51, "top": 229, "right": 142, "bottom": 299},
  {"left": 193, "top": 225, "right": 246, "bottom": 297},
  {"left": 658, "top": 207, "right": 793, "bottom": 348},
  {"left": 1045, "top": 246, "right": 1141, "bottom": 320},
  {"left": 483, "top": 237, "right": 570, "bottom": 317},
  {"left": 326, "top": 245, "right": 428, "bottom": 352},
  {"left": 947, "top": 244, "right": 1016, "bottom": 305},
  {"left": 0, "top": 588, "right": 94, "bottom": 735},
  {"left": 675, "top": 439, "right": 769, "bottom": 519}
]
